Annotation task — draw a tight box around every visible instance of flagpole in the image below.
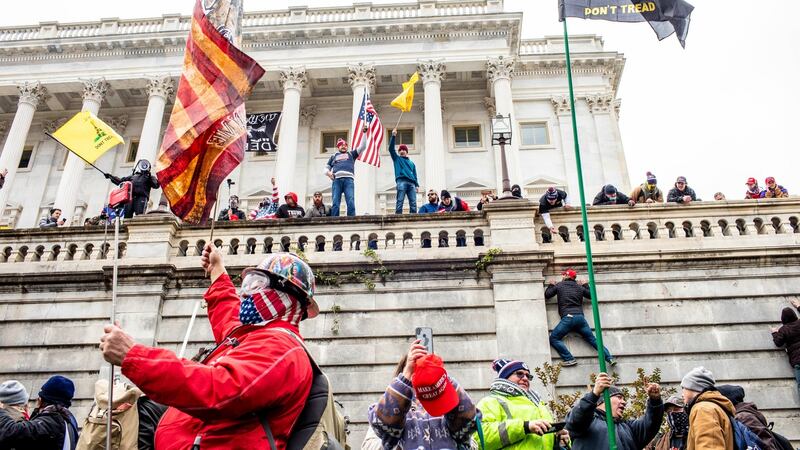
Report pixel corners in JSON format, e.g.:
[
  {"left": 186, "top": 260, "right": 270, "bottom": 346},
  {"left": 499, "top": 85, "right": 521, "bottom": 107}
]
[
  {"left": 45, "top": 132, "right": 110, "bottom": 177},
  {"left": 563, "top": 18, "right": 618, "bottom": 450},
  {"left": 393, "top": 111, "right": 404, "bottom": 130}
]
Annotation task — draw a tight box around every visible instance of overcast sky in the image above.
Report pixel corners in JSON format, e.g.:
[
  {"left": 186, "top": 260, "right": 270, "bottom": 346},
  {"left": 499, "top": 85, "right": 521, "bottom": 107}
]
[{"left": 1, "top": 1, "right": 798, "bottom": 200}]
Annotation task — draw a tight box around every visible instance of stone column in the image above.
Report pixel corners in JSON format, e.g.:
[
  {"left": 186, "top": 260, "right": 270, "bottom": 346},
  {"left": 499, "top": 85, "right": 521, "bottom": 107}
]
[
  {"left": 0, "top": 82, "right": 47, "bottom": 222},
  {"left": 418, "top": 60, "right": 446, "bottom": 192},
  {"left": 551, "top": 95, "right": 581, "bottom": 199},
  {"left": 487, "top": 56, "right": 521, "bottom": 193},
  {"left": 297, "top": 104, "right": 318, "bottom": 206},
  {"left": 275, "top": 67, "right": 307, "bottom": 198},
  {"left": 587, "top": 94, "right": 630, "bottom": 192},
  {"left": 137, "top": 77, "right": 174, "bottom": 164},
  {"left": 54, "top": 79, "right": 109, "bottom": 225},
  {"left": 347, "top": 63, "right": 376, "bottom": 215}
]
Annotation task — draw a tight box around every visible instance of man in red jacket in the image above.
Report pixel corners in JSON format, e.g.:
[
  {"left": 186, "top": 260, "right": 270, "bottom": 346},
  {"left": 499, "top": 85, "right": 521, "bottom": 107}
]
[{"left": 99, "top": 244, "right": 319, "bottom": 450}]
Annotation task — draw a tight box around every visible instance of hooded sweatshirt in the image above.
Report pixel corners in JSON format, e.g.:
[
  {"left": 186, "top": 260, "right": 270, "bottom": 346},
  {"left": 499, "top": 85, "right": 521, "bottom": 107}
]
[
  {"left": 276, "top": 192, "right": 305, "bottom": 218},
  {"left": 387, "top": 135, "right": 419, "bottom": 186},
  {"left": 686, "top": 390, "right": 735, "bottom": 450},
  {"left": 772, "top": 306, "right": 800, "bottom": 366}
]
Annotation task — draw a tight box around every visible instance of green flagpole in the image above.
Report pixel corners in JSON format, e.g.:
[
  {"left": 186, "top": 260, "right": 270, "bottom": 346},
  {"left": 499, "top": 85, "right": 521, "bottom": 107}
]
[{"left": 562, "top": 18, "right": 618, "bottom": 450}]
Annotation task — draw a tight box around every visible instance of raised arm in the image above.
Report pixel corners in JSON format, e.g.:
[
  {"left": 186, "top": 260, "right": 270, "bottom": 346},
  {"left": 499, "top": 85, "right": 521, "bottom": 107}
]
[{"left": 387, "top": 133, "right": 398, "bottom": 161}]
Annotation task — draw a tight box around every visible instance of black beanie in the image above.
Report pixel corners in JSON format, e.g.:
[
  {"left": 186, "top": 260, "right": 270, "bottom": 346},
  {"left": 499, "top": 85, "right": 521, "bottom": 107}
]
[
  {"left": 38, "top": 375, "right": 75, "bottom": 407},
  {"left": 781, "top": 307, "right": 798, "bottom": 325},
  {"left": 717, "top": 384, "right": 745, "bottom": 405}
]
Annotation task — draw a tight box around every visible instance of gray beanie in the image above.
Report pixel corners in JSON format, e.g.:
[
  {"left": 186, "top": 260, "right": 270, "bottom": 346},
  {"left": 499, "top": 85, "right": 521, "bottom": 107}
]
[
  {"left": 681, "top": 366, "right": 715, "bottom": 392},
  {"left": 0, "top": 380, "right": 29, "bottom": 405},
  {"left": 596, "top": 386, "right": 624, "bottom": 405}
]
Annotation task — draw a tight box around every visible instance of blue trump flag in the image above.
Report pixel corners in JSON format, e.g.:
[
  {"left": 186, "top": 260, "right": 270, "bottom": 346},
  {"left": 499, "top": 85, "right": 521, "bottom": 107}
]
[{"left": 559, "top": 0, "right": 694, "bottom": 48}]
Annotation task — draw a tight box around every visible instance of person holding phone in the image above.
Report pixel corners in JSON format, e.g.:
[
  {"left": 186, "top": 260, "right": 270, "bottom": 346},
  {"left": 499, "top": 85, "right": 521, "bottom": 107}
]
[
  {"left": 365, "top": 340, "right": 477, "bottom": 450},
  {"left": 475, "top": 358, "right": 568, "bottom": 450}
]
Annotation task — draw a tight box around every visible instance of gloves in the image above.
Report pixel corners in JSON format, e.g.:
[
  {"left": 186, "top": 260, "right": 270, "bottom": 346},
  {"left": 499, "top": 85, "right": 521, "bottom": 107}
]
[{"left": 104, "top": 173, "right": 111, "bottom": 179}]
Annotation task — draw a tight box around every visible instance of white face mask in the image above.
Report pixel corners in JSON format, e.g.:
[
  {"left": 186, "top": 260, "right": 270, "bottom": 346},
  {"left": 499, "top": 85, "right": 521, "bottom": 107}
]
[{"left": 240, "top": 271, "right": 270, "bottom": 297}]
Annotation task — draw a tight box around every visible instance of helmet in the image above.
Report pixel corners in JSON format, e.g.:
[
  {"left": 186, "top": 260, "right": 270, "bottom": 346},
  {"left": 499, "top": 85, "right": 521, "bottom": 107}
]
[{"left": 242, "top": 253, "right": 318, "bottom": 319}]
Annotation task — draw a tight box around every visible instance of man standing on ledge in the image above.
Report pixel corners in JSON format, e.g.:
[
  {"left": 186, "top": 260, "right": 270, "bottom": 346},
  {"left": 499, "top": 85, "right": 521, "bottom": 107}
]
[
  {"left": 325, "top": 126, "right": 368, "bottom": 216},
  {"left": 99, "top": 245, "right": 319, "bottom": 449}
]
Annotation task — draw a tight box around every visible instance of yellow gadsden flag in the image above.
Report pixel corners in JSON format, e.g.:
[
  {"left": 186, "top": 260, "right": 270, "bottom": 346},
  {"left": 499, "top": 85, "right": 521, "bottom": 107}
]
[
  {"left": 51, "top": 111, "right": 123, "bottom": 164},
  {"left": 390, "top": 72, "right": 419, "bottom": 112}
]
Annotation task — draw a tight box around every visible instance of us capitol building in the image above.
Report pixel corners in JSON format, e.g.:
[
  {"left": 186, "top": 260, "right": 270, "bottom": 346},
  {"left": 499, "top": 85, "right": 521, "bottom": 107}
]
[{"left": 0, "top": 0, "right": 797, "bottom": 445}]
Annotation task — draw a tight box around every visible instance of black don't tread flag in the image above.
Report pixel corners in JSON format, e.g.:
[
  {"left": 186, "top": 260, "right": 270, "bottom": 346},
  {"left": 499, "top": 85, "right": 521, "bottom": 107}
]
[
  {"left": 246, "top": 112, "right": 281, "bottom": 152},
  {"left": 559, "top": 0, "right": 694, "bottom": 48}
]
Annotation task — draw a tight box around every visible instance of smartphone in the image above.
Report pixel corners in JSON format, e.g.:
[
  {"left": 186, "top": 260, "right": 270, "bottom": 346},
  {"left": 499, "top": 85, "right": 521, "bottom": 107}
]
[
  {"left": 545, "top": 422, "right": 566, "bottom": 434},
  {"left": 415, "top": 327, "right": 433, "bottom": 354}
]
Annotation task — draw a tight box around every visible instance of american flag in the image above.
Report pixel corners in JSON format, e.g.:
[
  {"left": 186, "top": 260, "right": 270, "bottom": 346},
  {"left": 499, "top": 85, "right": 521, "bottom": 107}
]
[{"left": 352, "top": 93, "right": 383, "bottom": 167}]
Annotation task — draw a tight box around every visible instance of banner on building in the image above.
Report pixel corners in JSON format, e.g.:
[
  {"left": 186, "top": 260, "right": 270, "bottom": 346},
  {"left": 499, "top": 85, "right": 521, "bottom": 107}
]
[
  {"left": 559, "top": 0, "right": 694, "bottom": 48},
  {"left": 246, "top": 112, "right": 281, "bottom": 152}
]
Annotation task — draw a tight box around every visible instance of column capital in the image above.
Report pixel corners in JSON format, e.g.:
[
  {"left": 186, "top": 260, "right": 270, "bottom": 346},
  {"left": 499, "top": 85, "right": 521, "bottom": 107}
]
[
  {"left": 550, "top": 95, "right": 571, "bottom": 115},
  {"left": 613, "top": 98, "right": 622, "bottom": 116},
  {"left": 483, "top": 97, "right": 496, "bottom": 119},
  {"left": 417, "top": 60, "right": 446, "bottom": 84},
  {"left": 106, "top": 114, "right": 129, "bottom": 134},
  {"left": 17, "top": 81, "right": 48, "bottom": 108},
  {"left": 43, "top": 117, "right": 69, "bottom": 134},
  {"left": 586, "top": 93, "right": 615, "bottom": 114},
  {"left": 146, "top": 76, "right": 174, "bottom": 100},
  {"left": 81, "top": 78, "right": 110, "bottom": 104},
  {"left": 487, "top": 56, "right": 515, "bottom": 83},
  {"left": 347, "top": 62, "right": 375, "bottom": 90},
  {"left": 278, "top": 67, "right": 307, "bottom": 91},
  {"left": 300, "top": 104, "right": 318, "bottom": 126}
]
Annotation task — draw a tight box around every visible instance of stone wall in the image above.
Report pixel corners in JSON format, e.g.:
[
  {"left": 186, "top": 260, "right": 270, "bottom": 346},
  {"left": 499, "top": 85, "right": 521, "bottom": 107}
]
[{"left": 0, "top": 198, "right": 797, "bottom": 445}]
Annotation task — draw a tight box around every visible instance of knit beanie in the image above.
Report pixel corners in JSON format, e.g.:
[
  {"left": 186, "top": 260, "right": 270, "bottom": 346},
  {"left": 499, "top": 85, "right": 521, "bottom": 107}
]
[
  {"left": 781, "top": 307, "right": 797, "bottom": 324},
  {"left": 398, "top": 144, "right": 408, "bottom": 152},
  {"left": 681, "top": 366, "right": 715, "bottom": 392},
  {"left": 38, "top": 375, "right": 75, "bottom": 407},
  {"left": 545, "top": 187, "right": 559, "bottom": 200},
  {"left": 717, "top": 384, "right": 745, "bottom": 405},
  {"left": 0, "top": 380, "right": 29, "bottom": 405},
  {"left": 440, "top": 190, "right": 451, "bottom": 199},
  {"left": 676, "top": 176, "right": 687, "bottom": 184},
  {"left": 596, "top": 386, "right": 623, "bottom": 404},
  {"left": 646, "top": 172, "right": 657, "bottom": 184},
  {"left": 603, "top": 185, "right": 617, "bottom": 195},
  {"left": 492, "top": 358, "right": 529, "bottom": 380}
]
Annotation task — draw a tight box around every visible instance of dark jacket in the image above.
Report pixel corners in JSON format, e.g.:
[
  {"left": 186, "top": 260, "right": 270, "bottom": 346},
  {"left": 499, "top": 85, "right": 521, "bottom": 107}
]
[
  {"left": 440, "top": 197, "right": 468, "bottom": 212},
  {"left": 734, "top": 402, "right": 778, "bottom": 450},
  {"left": 566, "top": 392, "right": 664, "bottom": 450},
  {"left": 137, "top": 397, "right": 167, "bottom": 450},
  {"left": 218, "top": 207, "right": 246, "bottom": 221},
  {"left": 418, "top": 202, "right": 441, "bottom": 214},
  {"left": 0, "top": 405, "right": 78, "bottom": 450},
  {"left": 539, "top": 189, "right": 569, "bottom": 214},
  {"left": 276, "top": 204, "right": 305, "bottom": 219},
  {"left": 593, "top": 189, "right": 632, "bottom": 206},
  {"left": 667, "top": 186, "right": 698, "bottom": 203},
  {"left": 772, "top": 306, "right": 800, "bottom": 366},
  {"left": 108, "top": 171, "right": 160, "bottom": 216},
  {"left": 545, "top": 279, "right": 590, "bottom": 318},
  {"left": 387, "top": 135, "right": 419, "bottom": 186}
]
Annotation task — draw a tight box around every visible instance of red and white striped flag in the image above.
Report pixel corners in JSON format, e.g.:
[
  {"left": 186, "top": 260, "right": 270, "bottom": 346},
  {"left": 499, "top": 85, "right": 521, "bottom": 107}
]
[{"left": 352, "top": 93, "right": 383, "bottom": 167}]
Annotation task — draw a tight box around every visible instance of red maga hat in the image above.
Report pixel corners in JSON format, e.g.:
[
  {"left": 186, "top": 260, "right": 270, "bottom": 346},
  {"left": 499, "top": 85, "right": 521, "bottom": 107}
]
[
  {"left": 412, "top": 354, "right": 458, "bottom": 417},
  {"left": 562, "top": 268, "right": 577, "bottom": 279}
]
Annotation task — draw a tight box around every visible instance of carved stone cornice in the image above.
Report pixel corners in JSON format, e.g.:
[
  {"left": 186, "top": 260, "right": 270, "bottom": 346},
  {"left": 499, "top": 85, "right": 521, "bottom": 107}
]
[
  {"left": 347, "top": 63, "right": 375, "bottom": 90},
  {"left": 106, "top": 114, "right": 128, "bottom": 134},
  {"left": 299, "top": 104, "right": 317, "bottom": 126},
  {"left": 417, "top": 60, "right": 446, "bottom": 84},
  {"left": 16, "top": 81, "right": 48, "bottom": 108},
  {"left": 586, "top": 93, "right": 615, "bottom": 114},
  {"left": 81, "top": 79, "right": 109, "bottom": 104},
  {"left": 43, "top": 117, "right": 69, "bottom": 133},
  {"left": 483, "top": 97, "right": 496, "bottom": 119},
  {"left": 550, "top": 95, "right": 571, "bottom": 115},
  {"left": 487, "top": 56, "right": 515, "bottom": 83},
  {"left": 278, "top": 67, "right": 307, "bottom": 91},
  {"left": 146, "top": 76, "right": 174, "bottom": 100}
]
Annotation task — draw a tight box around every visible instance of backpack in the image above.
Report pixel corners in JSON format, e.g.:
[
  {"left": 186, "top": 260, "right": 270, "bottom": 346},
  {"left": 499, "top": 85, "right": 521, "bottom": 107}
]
[
  {"left": 729, "top": 415, "right": 765, "bottom": 450},
  {"left": 766, "top": 422, "right": 794, "bottom": 450},
  {"left": 261, "top": 328, "right": 349, "bottom": 450},
  {"left": 76, "top": 379, "right": 142, "bottom": 450}
]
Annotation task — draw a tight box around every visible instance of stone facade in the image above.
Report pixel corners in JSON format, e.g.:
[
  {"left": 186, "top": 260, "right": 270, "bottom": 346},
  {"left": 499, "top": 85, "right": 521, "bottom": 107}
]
[
  {"left": 0, "top": 198, "right": 798, "bottom": 446},
  {"left": 0, "top": 0, "right": 629, "bottom": 227}
]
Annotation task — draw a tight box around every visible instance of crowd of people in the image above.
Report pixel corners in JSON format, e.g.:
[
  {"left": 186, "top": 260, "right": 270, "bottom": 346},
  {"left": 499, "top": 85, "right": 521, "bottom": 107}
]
[{"left": 0, "top": 244, "right": 796, "bottom": 449}]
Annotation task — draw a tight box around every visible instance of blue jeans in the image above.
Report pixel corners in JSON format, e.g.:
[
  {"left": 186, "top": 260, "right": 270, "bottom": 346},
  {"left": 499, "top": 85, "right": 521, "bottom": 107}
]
[
  {"left": 549, "top": 314, "right": 613, "bottom": 362},
  {"left": 331, "top": 177, "right": 355, "bottom": 217},
  {"left": 794, "top": 365, "right": 800, "bottom": 397},
  {"left": 395, "top": 179, "right": 417, "bottom": 214}
]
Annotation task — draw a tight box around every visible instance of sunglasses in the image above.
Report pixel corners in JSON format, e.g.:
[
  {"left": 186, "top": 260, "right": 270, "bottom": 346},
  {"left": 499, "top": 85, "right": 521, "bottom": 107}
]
[{"left": 513, "top": 371, "right": 533, "bottom": 380}]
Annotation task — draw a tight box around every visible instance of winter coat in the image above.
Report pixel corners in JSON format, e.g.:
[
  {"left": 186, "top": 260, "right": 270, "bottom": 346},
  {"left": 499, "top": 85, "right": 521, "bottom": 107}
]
[
  {"left": 734, "top": 402, "right": 778, "bottom": 450},
  {"left": 326, "top": 141, "right": 367, "bottom": 179},
  {"left": 418, "top": 202, "right": 441, "bottom": 214},
  {"left": 440, "top": 197, "right": 469, "bottom": 212},
  {"left": 109, "top": 171, "right": 159, "bottom": 215},
  {"left": 760, "top": 185, "right": 789, "bottom": 198},
  {"left": 566, "top": 392, "right": 663, "bottom": 450},
  {"left": 538, "top": 190, "right": 569, "bottom": 214},
  {"left": 218, "top": 207, "right": 246, "bottom": 221},
  {"left": 630, "top": 184, "right": 664, "bottom": 203},
  {"left": 388, "top": 135, "right": 419, "bottom": 186},
  {"left": 772, "top": 306, "right": 800, "bottom": 367},
  {"left": 136, "top": 397, "right": 167, "bottom": 450},
  {"left": 0, "top": 404, "right": 78, "bottom": 450},
  {"left": 667, "top": 186, "right": 698, "bottom": 203},
  {"left": 651, "top": 430, "right": 686, "bottom": 450},
  {"left": 686, "top": 390, "right": 734, "bottom": 450},
  {"left": 38, "top": 216, "right": 60, "bottom": 228},
  {"left": 305, "top": 203, "right": 330, "bottom": 218},
  {"left": 592, "top": 189, "right": 632, "bottom": 206},
  {"left": 545, "top": 279, "right": 590, "bottom": 318},
  {"left": 476, "top": 393, "right": 557, "bottom": 450},
  {"left": 276, "top": 204, "right": 305, "bottom": 218},
  {"left": 368, "top": 375, "right": 477, "bottom": 450},
  {"left": 121, "top": 273, "right": 313, "bottom": 450}
]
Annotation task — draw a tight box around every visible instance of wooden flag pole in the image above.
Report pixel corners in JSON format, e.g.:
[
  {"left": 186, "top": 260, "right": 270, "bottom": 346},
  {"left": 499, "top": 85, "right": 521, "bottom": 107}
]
[
  {"left": 563, "top": 17, "right": 618, "bottom": 450},
  {"left": 393, "top": 110, "right": 405, "bottom": 130}
]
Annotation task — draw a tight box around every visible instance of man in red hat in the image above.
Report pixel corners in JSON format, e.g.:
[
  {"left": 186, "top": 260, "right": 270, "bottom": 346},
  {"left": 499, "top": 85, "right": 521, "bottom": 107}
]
[
  {"left": 545, "top": 269, "right": 615, "bottom": 367},
  {"left": 389, "top": 129, "right": 421, "bottom": 214},
  {"left": 325, "top": 126, "right": 368, "bottom": 216},
  {"left": 744, "top": 177, "right": 761, "bottom": 199},
  {"left": 276, "top": 192, "right": 305, "bottom": 218},
  {"left": 760, "top": 176, "right": 789, "bottom": 198},
  {"left": 367, "top": 340, "right": 478, "bottom": 450}
]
